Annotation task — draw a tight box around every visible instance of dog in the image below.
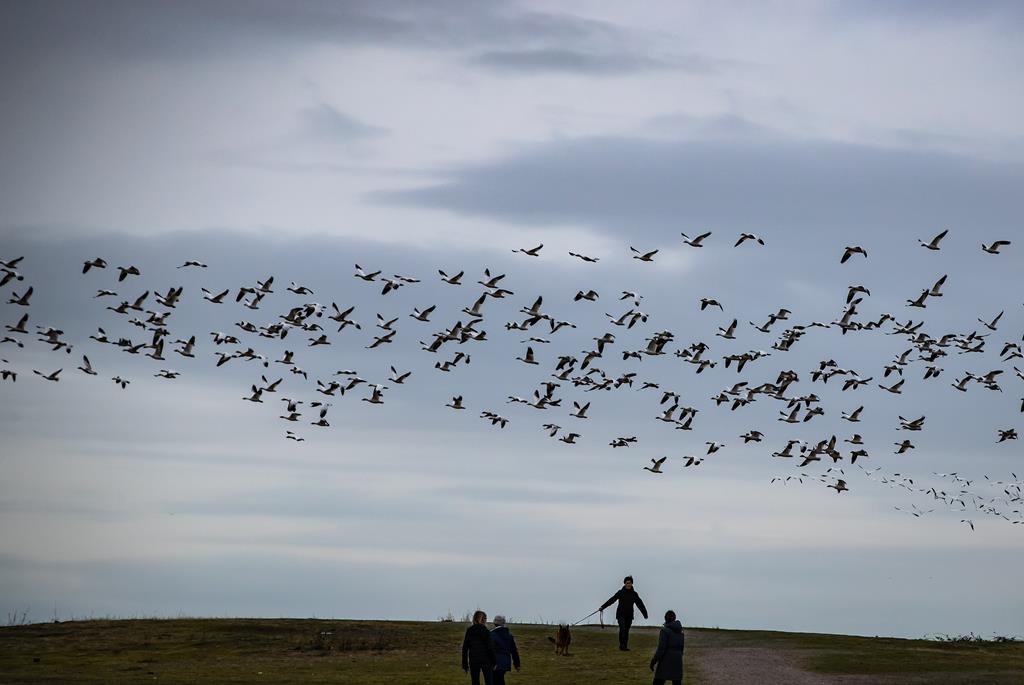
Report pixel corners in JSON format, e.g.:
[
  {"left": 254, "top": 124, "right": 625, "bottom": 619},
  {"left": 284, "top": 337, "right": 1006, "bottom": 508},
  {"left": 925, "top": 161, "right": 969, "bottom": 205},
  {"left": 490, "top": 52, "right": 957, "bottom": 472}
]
[{"left": 547, "top": 623, "right": 572, "bottom": 656}]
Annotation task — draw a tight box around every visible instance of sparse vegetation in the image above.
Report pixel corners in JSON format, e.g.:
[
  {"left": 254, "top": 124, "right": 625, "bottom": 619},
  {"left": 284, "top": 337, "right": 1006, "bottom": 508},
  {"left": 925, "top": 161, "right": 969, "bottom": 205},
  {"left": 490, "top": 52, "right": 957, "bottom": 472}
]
[{"left": 1, "top": 618, "right": 1022, "bottom": 684}]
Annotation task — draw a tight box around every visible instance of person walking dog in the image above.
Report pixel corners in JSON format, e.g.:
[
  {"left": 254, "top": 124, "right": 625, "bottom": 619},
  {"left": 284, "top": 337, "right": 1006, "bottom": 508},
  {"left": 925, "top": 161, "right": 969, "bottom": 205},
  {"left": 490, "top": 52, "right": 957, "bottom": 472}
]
[
  {"left": 461, "top": 610, "right": 496, "bottom": 685},
  {"left": 599, "top": 575, "right": 649, "bottom": 650},
  {"left": 649, "top": 609, "right": 685, "bottom": 685},
  {"left": 489, "top": 615, "right": 520, "bottom": 684}
]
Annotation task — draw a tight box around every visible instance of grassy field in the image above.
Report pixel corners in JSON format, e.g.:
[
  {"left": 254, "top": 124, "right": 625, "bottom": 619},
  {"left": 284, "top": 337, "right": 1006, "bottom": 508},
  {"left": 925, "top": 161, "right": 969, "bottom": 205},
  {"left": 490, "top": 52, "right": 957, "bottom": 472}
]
[{"left": 1, "top": 618, "right": 1022, "bottom": 684}]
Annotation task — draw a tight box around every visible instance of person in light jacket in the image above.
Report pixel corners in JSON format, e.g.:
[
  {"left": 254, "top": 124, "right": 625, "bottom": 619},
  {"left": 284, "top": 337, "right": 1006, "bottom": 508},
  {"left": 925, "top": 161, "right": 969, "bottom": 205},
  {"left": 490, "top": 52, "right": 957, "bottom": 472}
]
[
  {"left": 489, "top": 615, "right": 520, "bottom": 685},
  {"left": 599, "top": 574, "right": 649, "bottom": 650},
  {"left": 649, "top": 609, "right": 685, "bottom": 685}
]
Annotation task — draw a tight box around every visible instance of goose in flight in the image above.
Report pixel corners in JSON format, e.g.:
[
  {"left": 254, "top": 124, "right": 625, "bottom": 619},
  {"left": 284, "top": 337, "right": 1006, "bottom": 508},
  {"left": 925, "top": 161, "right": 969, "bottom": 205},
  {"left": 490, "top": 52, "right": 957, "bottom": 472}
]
[
  {"left": 33, "top": 368, "right": 61, "bottom": 382},
  {"left": 716, "top": 319, "right": 738, "bottom": 340},
  {"left": 242, "top": 385, "right": 263, "bottom": 403},
  {"left": 644, "top": 457, "right": 667, "bottom": 473},
  {"left": 287, "top": 282, "right": 314, "bottom": 295},
  {"left": 354, "top": 264, "right": 381, "bottom": 281},
  {"left": 201, "top": 288, "right": 229, "bottom": 304},
  {"left": 734, "top": 233, "right": 764, "bottom": 247},
  {"left": 918, "top": 229, "right": 948, "bottom": 250},
  {"left": 95, "top": 289, "right": 117, "bottom": 298},
  {"left": 997, "top": 428, "right": 1018, "bottom": 442},
  {"left": 894, "top": 439, "right": 915, "bottom": 454},
  {"left": 683, "top": 456, "right": 704, "bottom": 467},
  {"left": 898, "top": 415, "right": 926, "bottom": 431},
  {"left": 285, "top": 431, "right": 305, "bottom": 442},
  {"left": 116, "top": 265, "right": 141, "bottom": 281},
  {"left": 574, "top": 290, "right": 599, "bottom": 302},
  {"left": 516, "top": 346, "right": 539, "bottom": 365},
  {"left": 981, "top": 240, "right": 1011, "bottom": 254},
  {"left": 681, "top": 231, "right": 711, "bottom": 247},
  {"left": 559, "top": 432, "right": 581, "bottom": 444},
  {"left": 840, "top": 246, "right": 867, "bottom": 263},
  {"left": 177, "top": 260, "right": 207, "bottom": 268},
  {"left": 978, "top": 310, "right": 1003, "bottom": 332},
  {"left": 512, "top": 243, "right": 543, "bottom": 257},
  {"left": 111, "top": 376, "right": 129, "bottom": 389},
  {"left": 570, "top": 401, "right": 590, "bottom": 419},
  {"left": 82, "top": 257, "right": 107, "bottom": 273},
  {"left": 568, "top": 251, "right": 599, "bottom": 263},
  {"left": 630, "top": 246, "right": 658, "bottom": 262},
  {"left": 477, "top": 269, "right": 508, "bottom": 290},
  {"left": 7, "top": 287, "right": 32, "bottom": 306},
  {"left": 700, "top": 298, "right": 724, "bottom": 311},
  {"left": 480, "top": 411, "right": 509, "bottom": 428},
  {"left": 609, "top": 436, "right": 637, "bottom": 448},
  {"left": 388, "top": 366, "right": 412, "bottom": 384},
  {"left": 77, "top": 355, "right": 97, "bottom": 376},
  {"left": 927, "top": 274, "right": 948, "bottom": 297},
  {"left": 155, "top": 369, "right": 180, "bottom": 379},
  {"left": 366, "top": 330, "right": 396, "bottom": 349},
  {"left": 740, "top": 430, "right": 764, "bottom": 443},
  {"left": 841, "top": 406, "right": 864, "bottom": 422},
  {"left": 361, "top": 385, "right": 386, "bottom": 405},
  {"left": 827, "top": 479, "right": 849, "bottom": 494},
  {"left": 5, "top": 313, "right": 28, "bottom": 335},
  {"left": 446, "top": 395, "right": 465, "bottom": 410},
  {"left": 878, "top": 379, "right": 905, "bottom": 394},
  {"left": 438, "top": 269, "right": 464, "bottom": 285},
  {"left": 705, "top": 441, "right": 725, "bottom": 454},
  {"left": 410, "top": 305, "right": 436, "bottom": 322}
]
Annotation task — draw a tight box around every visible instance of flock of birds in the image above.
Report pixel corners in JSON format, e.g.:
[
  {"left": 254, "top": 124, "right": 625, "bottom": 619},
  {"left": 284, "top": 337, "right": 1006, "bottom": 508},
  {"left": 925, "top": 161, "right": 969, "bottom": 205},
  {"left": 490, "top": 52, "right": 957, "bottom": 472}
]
[{"left": 1, "top": 228, "right": 1022, "bottom": 529}]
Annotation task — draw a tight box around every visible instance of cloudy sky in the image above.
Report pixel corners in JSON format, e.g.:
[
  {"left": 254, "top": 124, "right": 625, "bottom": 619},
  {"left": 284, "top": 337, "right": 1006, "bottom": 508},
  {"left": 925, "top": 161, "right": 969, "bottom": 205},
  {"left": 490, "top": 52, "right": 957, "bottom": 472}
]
[{"left": 1, "top": 1, "right": 1022, "bottom": 638}]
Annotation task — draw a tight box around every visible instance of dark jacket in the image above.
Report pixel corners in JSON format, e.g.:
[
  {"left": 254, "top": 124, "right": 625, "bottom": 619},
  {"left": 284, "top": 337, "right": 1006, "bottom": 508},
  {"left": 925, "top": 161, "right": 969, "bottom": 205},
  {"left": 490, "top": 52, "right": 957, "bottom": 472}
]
[
  {"left": 490, "top": 626, "right": 520, "bottom": 672},
  {"left": 600, "top": 586, "right": 649, "bottom": 621},
  {"left": 650, "top": 620, "right": 685, "bottom": 680},
  {"left": 461, "top": 623, "right": 496, "bottom": 669}
]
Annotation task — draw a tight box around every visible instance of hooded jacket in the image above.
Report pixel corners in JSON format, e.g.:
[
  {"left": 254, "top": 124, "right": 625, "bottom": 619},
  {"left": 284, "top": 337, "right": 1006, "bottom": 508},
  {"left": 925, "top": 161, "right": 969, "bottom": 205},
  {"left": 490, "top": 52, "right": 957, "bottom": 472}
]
[
  {"left": 490, "top": 625, "right": 521, "bottom": 672},
  {"left": 650, "top": 619, "right": 685, "bottom": 680},
  {"left": 600, "top": 585, "right": 649, "bottom": 621}
]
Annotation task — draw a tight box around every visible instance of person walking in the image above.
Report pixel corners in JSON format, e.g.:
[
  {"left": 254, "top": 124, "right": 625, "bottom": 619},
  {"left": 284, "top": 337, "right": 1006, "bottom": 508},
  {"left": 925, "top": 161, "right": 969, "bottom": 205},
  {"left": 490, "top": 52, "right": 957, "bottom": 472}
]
[
  {"left": 461, "top": 610, "right": 496, "bottom": 685},
  {"left": 599, "top": 575, "right": 649, "bottom": 650},
  {"left": 489, "top": 615, "right": 520, "bottom": 685},
  {"left": 649, "top": 609, "right": 685, "bottom": 685}
]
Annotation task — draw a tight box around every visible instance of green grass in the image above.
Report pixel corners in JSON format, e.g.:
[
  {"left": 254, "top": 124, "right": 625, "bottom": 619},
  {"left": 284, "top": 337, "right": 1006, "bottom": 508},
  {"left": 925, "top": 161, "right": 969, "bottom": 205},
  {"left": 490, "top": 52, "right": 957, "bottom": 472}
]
[
  {"left": 1, "top": 618, "right": 1021, "bottom": 684},
  {"left": 0, "top": 618, "right": 672, "bottom": 685}
]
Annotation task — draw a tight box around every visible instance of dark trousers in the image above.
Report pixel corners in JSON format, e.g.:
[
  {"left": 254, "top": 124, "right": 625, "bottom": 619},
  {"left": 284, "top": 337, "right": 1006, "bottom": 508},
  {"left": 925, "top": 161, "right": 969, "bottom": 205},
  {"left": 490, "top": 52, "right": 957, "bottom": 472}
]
[
  {"left": 469, "top": 663, "right": 494, "bottom": 685},
  {"left": 493, "top": 669, "right": 509, "bottom": 685},
  {"left": 653, "top": 680, "right": 681, "bottom": 685},
  {"left": 618, "top": 618, "right": 632, "bottom": 649}
]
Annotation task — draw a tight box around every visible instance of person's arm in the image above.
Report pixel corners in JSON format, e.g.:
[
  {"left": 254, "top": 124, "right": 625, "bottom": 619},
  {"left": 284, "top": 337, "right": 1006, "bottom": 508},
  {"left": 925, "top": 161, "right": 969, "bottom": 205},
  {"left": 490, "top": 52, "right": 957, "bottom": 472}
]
[
  {"left": 650, "top": 628, "right": 667, "bottom": 671},
  {"left": 511, "top": 635, "right": 521, "bottom": 670},
  {"left": 486, "top": 627, "right": 497, "bottom": 666},
  {"left": 635, "top": 593, "right": 648, "bottom": 620},
  {"left": 461, "top": 629, "right": 470, "bottom": 670},
  {"left": 599, "top": 589, "right": 620, "bottom": 611}
]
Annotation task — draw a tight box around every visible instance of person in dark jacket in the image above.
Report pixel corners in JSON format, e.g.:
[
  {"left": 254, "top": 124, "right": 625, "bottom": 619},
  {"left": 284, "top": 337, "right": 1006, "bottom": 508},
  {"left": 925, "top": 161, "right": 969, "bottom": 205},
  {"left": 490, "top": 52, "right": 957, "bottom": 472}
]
[
  {"left": 649, "top": 609, "right": 685, "bottom": 685},
  {"left": 599, "top": 575, "right": 649, "bottom": 650},
  {"left": 461, "top": 610, "right": 496, "bottom": 685},
  {"left": 489, "top": 615, "right": 520, "bottom": 685}
]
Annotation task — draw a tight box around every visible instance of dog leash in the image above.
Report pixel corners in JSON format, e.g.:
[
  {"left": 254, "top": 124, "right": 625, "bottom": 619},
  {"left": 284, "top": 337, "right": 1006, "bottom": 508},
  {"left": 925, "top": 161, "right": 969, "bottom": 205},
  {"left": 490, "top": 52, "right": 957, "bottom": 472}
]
[{"left": 571, "top": 608, "right": 604, "bottom": 627}]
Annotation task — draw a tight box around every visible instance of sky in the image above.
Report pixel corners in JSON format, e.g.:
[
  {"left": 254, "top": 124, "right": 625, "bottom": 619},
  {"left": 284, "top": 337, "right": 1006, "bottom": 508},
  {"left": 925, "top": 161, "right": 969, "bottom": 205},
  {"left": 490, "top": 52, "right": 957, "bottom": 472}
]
[{"left": 1, "top": 1, "right": 1023, "bottom": 639}]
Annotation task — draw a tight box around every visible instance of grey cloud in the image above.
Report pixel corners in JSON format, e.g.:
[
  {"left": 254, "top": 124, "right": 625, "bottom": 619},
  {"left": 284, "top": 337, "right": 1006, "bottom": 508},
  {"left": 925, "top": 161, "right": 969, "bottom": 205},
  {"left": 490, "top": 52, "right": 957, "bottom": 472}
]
[
  {"left": 368, "top": 136, "right": 1024, "bottom": 239},
  {"left": 830, "top": 0, "right": 1024, "bottom": 25},
  {"left": 467, "top": 48, "right": 692, "bottom": 76},
  {"left": 0, "top": 1, "right": 643, "bottom": 67}
]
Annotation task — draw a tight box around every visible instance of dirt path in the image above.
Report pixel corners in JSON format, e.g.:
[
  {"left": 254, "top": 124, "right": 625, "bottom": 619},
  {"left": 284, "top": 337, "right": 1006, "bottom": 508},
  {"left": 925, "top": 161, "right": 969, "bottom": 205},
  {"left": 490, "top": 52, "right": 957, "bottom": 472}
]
[{"left": 686, "top": 629, "right": 834, "bottom": 685}]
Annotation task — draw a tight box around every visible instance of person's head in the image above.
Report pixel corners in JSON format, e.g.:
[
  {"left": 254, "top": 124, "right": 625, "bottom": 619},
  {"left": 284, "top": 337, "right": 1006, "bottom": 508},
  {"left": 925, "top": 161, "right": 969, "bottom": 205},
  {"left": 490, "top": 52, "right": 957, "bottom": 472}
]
[
  {"left": 664, "top": 610, "right": 676, "bottom": 623},
  {"left": 492, "top": 615, "right": 506, "bottom": 627},
  {"left": 472, "top": 610, "right": 487, "bottom": 625},
  {"left": 623, "top": 575, "right": 634, "bottom": 588}
]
